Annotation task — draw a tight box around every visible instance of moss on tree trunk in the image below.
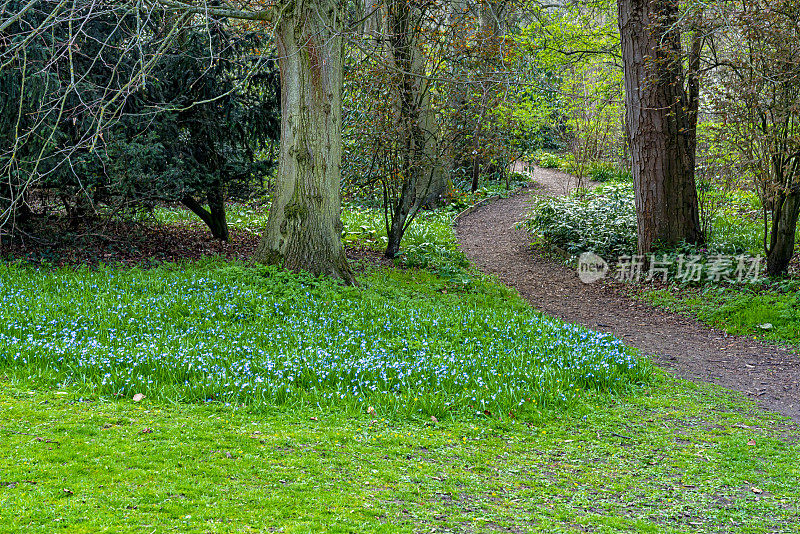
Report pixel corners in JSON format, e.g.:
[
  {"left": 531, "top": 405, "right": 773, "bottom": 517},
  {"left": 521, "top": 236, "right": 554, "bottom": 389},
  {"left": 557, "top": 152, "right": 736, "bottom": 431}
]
[{"left": 253, "top": 0, "right": 355, "bottom": 284}]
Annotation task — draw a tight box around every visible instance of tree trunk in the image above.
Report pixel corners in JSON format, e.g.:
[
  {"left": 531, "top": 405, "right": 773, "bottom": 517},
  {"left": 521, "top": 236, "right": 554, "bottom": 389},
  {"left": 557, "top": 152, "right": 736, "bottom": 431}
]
[
  {"left": 414, "top": 88, "right": 447, "bottom": 208},
  {"left": 182, "top": 179, "right": 229, "bottom": 242},
  {"left": 253, "top": 0, "right": 355, "bottom": 284},
  {"left": 385, "top": 174, "right": 415, "bottom": 258},
  {"left": 767, "top": 188, "right": 800, "bottom": 276},
  {"left": 471, "top": 156, "right": 481, "bottom": 193},
  {"left": 382, "top": 0, "right": 445, "bottom": 257},
  {"left": 618, "top": 0, "right": 703, "bottom": 254},
  {"left": 446, "top": 0, "right": 471, "bottom": 182}
]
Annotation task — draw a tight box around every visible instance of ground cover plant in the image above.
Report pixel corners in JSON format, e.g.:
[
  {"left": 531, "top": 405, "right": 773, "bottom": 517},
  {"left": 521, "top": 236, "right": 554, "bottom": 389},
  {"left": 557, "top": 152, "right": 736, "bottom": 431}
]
[
  {"left": 523, "top": 182, "right": 638, "bottom": 259},
  {"left": 523, "top": 182, "right": 771, "bottom": 260},
  {"left": 638, "top": 282, "right": 800, "bottom": 348},
  {"left": 0, "top": 260, "right": 649, "bottom": 420}
]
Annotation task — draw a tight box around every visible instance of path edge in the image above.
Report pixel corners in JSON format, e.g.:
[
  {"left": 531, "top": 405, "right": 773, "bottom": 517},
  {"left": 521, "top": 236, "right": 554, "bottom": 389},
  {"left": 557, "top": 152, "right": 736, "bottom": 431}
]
[{"left": 452, "top": 182, "right": 534, "bottom": 228}]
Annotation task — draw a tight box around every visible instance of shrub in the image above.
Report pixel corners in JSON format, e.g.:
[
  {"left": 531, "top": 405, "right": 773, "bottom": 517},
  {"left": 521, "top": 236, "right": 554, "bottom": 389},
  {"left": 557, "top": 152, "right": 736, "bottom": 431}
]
[
  {"left": 537, "top": 152, "right": 564, "bottom": 169},
  {"left": 523, "top": 183, "right": 637, "bottom": 259},
  {"left": 587, "top": 162, "right": 632, "bottom": 183}
]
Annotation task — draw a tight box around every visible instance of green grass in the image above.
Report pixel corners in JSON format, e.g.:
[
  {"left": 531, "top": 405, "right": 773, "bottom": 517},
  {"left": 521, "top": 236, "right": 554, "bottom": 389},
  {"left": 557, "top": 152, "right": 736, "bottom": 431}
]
[
  {"left": 153, "top": 203, "right": 271, "bottom": 234},
  {"left": 3, "top": 183, "right": 798, "bottom": 532},
  {"left": 342, "top": 205, "right": 471, "bottom": 277},
  {"left": 586, "top": 161, "right": 632, "bottom": 183},
  {"left": 1, "top": 375, "right": 797, "bottom": 533},
  {"left": 638, "top": 285, "right": 800, "bottom": 347}
]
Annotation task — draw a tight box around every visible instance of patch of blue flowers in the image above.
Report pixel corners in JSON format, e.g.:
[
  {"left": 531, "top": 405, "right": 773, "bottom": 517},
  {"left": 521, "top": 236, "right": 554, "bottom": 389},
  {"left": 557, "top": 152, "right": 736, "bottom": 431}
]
[{"left": 0, "top": 261, "right": 650, "bottom": 417}]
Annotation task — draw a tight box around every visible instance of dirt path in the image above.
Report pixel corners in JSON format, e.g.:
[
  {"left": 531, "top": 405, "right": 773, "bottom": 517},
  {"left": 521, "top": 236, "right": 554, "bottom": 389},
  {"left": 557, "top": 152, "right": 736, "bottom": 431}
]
[{"left": 455, "top": 166, "right": 800, "bottom": 422}]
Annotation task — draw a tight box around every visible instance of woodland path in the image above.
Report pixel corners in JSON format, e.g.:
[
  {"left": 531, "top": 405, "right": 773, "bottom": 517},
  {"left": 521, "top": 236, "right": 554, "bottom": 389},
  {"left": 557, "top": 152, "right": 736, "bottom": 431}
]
[{"left": 454, "top": 166, "right": 800, "bottom": 422}]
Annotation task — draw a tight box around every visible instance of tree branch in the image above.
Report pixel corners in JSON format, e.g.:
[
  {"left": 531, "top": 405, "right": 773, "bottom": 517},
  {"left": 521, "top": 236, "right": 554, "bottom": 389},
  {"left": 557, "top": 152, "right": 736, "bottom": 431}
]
[{"left": 151, "top": 0, "right": 278, "bottom": 22}]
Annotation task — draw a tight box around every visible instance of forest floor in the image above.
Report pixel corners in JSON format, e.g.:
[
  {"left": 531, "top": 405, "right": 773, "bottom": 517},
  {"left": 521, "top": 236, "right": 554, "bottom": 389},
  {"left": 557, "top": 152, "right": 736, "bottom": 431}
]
[{"left": 455, "top": 166, "right": 800, "bottom": 422}]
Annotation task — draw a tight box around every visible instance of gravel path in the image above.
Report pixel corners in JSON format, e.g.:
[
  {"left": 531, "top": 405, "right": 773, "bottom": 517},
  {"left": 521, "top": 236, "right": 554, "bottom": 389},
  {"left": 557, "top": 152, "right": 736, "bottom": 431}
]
[{"left": 455, "top": 166, "right": 800, "bottom": 422}]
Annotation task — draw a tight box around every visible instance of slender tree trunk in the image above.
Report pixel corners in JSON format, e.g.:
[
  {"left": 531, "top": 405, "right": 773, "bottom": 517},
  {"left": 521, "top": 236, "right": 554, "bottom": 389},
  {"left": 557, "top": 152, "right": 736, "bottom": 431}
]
[
  {"left": 767, "top": 186, "right": 800, "bottom": 276},
  {"left": 618, "top": 0, "right": 703, "bottom": 254},
  {"left": 382, "top": 0, "right": 445, "bottom": 257},
  {"left": 386, "top": 173, "right": 415, "bottom": 258},
  {"left": 253, "top": 0, "right": 355, "bottom": 284},
  {"left": 181, "top": 179, "right": 229, "bottom": 242},
  {"left": 471, "top": 156, "right": 480, "bottom": 193}
]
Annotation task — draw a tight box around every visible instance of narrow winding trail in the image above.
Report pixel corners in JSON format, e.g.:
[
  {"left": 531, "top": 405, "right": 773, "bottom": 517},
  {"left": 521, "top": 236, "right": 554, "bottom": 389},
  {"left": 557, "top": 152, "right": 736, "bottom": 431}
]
[{"left": 455, "top": 167, "right": 800, "bottom": 422}]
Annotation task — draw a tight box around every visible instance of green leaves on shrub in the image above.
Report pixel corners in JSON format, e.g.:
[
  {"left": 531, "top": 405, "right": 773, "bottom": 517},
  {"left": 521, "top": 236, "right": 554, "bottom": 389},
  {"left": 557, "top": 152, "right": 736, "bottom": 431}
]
[{"left": 523, "top": 183, "right": 637, "bottom": 259}]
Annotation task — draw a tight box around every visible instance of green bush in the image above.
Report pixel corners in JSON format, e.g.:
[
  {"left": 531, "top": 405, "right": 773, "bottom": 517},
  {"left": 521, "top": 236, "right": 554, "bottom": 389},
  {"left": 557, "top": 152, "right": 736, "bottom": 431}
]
[
  {"left": 523, "top": 183, "right": 637, "bottom": 259},
  {"left": 587, "top": 162, "right": 632, "bottom": 183},
  {"left": 537, "top": 152, "right": 564, "bottom": 169}
]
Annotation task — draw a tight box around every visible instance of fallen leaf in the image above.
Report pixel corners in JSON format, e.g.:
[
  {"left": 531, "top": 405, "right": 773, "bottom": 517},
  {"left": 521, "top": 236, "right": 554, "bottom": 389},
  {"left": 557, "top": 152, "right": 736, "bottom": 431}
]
[
  {"left": 132, "top": 393, "right": 145, "bottom": 402},
  {"left": 747, "top": 439, "right": 756, "bottom": 446},
  {"left": 62, "top": 488, "right": 73, "bottom": 495},
  {"left": 752, "top": 487, "right": 763, "bottom": 494},
  {"left": 141, "top": 428, "right": 153, "bottom": 434},
  {"left": 310, "top": 417, "right": 318, "bottom": 421}
]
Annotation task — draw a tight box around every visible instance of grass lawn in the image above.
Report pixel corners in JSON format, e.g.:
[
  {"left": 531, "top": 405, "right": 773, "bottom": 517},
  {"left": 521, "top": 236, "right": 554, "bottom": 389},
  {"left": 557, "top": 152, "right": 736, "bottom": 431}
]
[
  {"left": 635, "top": 284, "right": 800, "bottom": 349},
  {"left": 1, "top": 375, "right": 797, "bottom": 533}
]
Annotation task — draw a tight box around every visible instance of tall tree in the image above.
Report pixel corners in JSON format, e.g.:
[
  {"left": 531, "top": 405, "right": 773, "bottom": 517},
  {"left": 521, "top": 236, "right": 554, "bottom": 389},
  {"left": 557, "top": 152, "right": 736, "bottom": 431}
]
[
  {"left": 144, "top": 1, "right": 357, "bottom": 280},
  {"left": 250, "top": 0, "right": 354, "bottom": 282},
  {"left": 382, "top": 0, "right": 445, "bottom": 257},
  {"left": 709, "top": 0, "right": 800, "bottom": 275},
  {"left": 617, "top": 0, "right": 703, "bottom": 254}
]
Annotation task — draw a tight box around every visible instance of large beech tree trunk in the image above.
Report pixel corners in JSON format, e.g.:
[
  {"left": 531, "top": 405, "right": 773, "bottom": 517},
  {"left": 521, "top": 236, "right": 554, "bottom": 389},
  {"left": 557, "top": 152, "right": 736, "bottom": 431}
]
[
  {"left": 618, "top": 0, "right": 703, "bottom": 254},
  {"left": 253, "top": 0, "right": 355, "bottom": 284}
]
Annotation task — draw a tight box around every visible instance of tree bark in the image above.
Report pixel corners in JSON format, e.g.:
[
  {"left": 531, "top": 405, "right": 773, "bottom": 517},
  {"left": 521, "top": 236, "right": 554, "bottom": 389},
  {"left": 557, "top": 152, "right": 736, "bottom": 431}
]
[
  {"left": 618, "top": 0, "right": 703, "bottom": 254},
  {"left": 414, "top": 87, "right": 447, "bottom": 208},
  {"left": 253, "top": 0, "right": 355, "bottom": 284},
  {"left": 767, "top": 186, "right": 800, "bottom": 276},
  {"left": 182, "top": 179, "right": 229, "bottom": 242}
]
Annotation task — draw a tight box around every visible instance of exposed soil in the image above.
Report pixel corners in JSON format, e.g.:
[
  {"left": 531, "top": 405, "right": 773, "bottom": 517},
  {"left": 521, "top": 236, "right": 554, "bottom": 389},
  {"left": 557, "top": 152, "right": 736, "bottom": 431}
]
[{"left": 455, "top": 166, "right": 800, "bottom": 422}]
